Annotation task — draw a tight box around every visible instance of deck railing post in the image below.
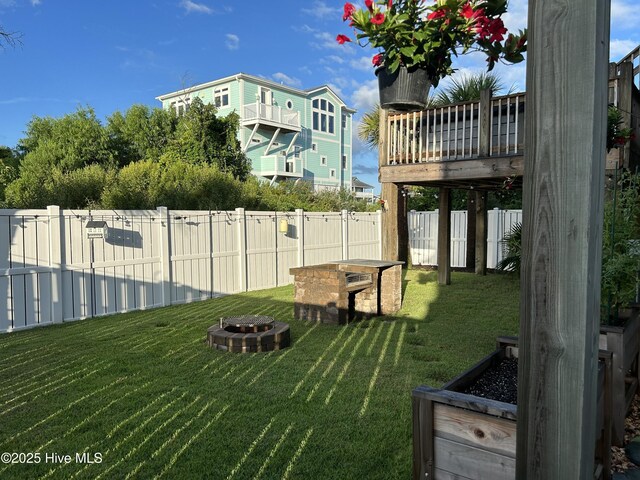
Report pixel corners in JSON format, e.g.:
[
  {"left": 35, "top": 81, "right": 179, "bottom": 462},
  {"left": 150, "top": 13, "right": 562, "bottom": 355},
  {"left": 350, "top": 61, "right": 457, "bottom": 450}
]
[{"left": 478, "top": 89, "right": 492, "bottom": 157}]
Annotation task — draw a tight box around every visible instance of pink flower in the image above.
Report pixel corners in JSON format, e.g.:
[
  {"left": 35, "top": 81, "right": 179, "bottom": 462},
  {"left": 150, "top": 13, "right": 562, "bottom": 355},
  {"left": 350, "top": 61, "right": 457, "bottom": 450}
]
[
  {"left": 388, "top": 0, "right": 393, "bottom": 7},
  {"left": 427, "top": 8, "right": 448, "bottom": 20},
  {"left": 371, "top": 12, "right": 385, "bottom": 24},
  {"left": 342, "top": 2, "right": 356, "bottom": 21},
  {"left": 372, "top": 53, "right": 383, "bottom": 66},
  {"left": 336, "top": 34, "right": 352, "bottom": 44},
  {"left": 365, "top": 0, "right": 374, "bottom": 12},
  {"left": 460, "top": 2, "right": 474, "bottom": 19}
]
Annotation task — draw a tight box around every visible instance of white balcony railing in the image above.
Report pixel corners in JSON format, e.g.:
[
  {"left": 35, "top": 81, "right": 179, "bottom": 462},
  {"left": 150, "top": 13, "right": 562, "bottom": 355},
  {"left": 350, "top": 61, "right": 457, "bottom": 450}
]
[
  {"left": 243, "top": 102, "right": 301, "bottom": 129},
  {"left": 386, "top": 92, "right": 526, "bottom": 165},
  {"left": 259, "top": 155, "right": 302, "bottom": 177}
]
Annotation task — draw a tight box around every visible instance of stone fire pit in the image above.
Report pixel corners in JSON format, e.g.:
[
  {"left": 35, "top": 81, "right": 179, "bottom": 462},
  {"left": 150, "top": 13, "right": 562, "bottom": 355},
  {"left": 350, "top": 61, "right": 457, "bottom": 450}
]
[
  {"left": 290, "top": 259, "right": 403, "bottom": 325},
  {"left": 207, "top": 315, "right": 290, "bottom": 353}
]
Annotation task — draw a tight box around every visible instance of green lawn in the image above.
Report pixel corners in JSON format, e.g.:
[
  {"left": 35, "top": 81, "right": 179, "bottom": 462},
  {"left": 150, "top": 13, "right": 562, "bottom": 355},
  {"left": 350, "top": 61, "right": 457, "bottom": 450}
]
[{"left": 0, "top": 270, "right": 519, "bottom": 480}]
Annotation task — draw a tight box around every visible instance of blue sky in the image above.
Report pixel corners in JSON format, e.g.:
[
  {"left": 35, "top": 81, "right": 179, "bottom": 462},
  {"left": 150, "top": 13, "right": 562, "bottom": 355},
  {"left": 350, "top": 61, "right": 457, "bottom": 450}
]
[{"left": 1, "top": 0, "right": 638, "bottom": 192}]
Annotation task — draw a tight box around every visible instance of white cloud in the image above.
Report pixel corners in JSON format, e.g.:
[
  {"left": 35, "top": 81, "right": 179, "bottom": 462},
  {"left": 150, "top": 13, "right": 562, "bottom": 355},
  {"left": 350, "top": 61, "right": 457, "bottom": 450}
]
[
  {"left": 501, "top": 0, "right": 528, "bottom": 32},
  {"left": 323, "top": 55, "right": 345, "bottom": 65},
  {"left": 610, "top": 39, "right": 638, "bottom": 62},
  {"left": 272, "top": 72, "right": 302, "bottom": 88},
  {"left": 180, "top": 0, "right": 212, "bottom": 15},
  {"left": 225, "top": 33, "right": 239, "bottom": 50},
  {"left": 350, "top": 56, "right": 375, "bottom": 72},
  {"left": 299, "top": 66, "right": 313, "bottom": 75},
  {"left": 301, "top": 1, "right": 338, "bottom": 20},
  {"left": 31, "top": 0, "right": 41, "bottom": 5},
  {"left": 612, "top": 0, "right": 640, "bottom": 30},
  {"left": 350, "top": 78, "right": 379, "bottom": 112},
  {"left": 327, "top": 83, "right": 346, "bottom": 100}
]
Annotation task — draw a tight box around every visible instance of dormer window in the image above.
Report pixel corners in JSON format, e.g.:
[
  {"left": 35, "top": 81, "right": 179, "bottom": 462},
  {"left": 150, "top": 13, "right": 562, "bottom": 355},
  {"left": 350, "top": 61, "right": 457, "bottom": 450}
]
[
  {"left": 214, "top": 86, "right": 229, "bottom": 108},
  {"left": 312, "top": 98, "right": 335, "bottom": 134}
]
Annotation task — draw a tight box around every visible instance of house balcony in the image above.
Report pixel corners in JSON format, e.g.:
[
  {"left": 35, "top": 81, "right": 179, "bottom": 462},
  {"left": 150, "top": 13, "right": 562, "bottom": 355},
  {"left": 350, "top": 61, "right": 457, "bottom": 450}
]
[
  {"left": 242, "top": 102, "right": 301, "bottom": 132},
  {"left": 255, "top": 155, "right": 303, "bottom": 180}
]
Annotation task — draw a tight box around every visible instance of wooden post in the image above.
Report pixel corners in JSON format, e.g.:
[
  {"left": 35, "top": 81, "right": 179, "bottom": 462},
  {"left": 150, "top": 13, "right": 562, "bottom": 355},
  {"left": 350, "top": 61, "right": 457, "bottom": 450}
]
[
  {"left": 296, "top": 208, "right": 305, "bottom": 267},
  {"left": 474, "top": 191, "right": 487, "bottom": 276},
  {"left": 465, "top": 191, "right": 476, "bottom": 270},
  {"left": 516, "top": 0, "right": 610, "bottom": 477},
  {"left": 478, "top": 89, "right": 492, "bottom": 157},
  {"left": 437, "top": 188, "right": 451, "bottom": 285},
  {"left": 236, "top": 207, "right": 248, "bottom": 292},
  {"left": 381, "top": 182, "right": 407, "bottom": 262}
]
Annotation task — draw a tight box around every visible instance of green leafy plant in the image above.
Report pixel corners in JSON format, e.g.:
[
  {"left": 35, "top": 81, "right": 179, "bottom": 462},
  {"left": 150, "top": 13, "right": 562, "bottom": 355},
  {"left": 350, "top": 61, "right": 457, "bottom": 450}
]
[
  {"left": 496, "top": 222, "right": 522, "bottom": 273},
  {"left": 602, "top": 170, "right": 640, "bottom": 323},
  {"left": 337, "top": 0, "right": 526, "bottom": 85},
  {"left": 607, "top": 105, "right": 635, "bottom": 152}
]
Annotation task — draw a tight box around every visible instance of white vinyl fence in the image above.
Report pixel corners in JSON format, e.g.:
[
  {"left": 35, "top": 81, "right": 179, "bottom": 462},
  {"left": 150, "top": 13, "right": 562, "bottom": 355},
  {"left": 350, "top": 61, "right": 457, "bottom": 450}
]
[
  {"left": 409, "top": 209, "right": 523, "bottom": 268},
  {"left": 0, "top": 207, "right": 382, "bottom": 333}
]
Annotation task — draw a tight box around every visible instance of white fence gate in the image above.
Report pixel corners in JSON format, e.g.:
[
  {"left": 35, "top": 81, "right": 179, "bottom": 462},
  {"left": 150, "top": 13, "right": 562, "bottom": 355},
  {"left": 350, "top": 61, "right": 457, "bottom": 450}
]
[
  {"left": 0, "top": 207, "right": 382, "bottom": 333},
  {"left": 408, "top": 209, "right": 523, "bottom": 268}
]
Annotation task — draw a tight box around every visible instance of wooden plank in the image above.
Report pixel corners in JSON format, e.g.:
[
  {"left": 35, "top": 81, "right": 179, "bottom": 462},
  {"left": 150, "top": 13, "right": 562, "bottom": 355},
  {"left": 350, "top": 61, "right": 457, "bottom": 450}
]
[
  {"left": 604, "top": 328, "right": 625, "bottom": 446},
  {"left": 412, "top": 395, "right": 434, "bottom": 480},
  {"left": 413, "top": 386, "right": 517, "bottom": 421},
  {"left": 437, "top": 188, "right": 451, "bottom": 285},
  {"left": 516, "top": 0, "right": 610, "bottom": 476},
  {"left": 434, "top": 437, "right": 515, "bottom": 480},
  {"left": 433, "top": 403, "right": 516, "bottom": 457},
  {"left": 434, "top": 467, "right": 474, "bottom": 480},
  {"left": 478, "top": 89, "right": 492, "bottom": 157},
  {"left": 379, "top": 156, "right": 524, "bottom": 184}
]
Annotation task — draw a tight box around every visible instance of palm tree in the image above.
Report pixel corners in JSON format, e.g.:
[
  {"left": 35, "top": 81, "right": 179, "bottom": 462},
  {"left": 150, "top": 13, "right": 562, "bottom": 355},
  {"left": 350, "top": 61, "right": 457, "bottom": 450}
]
[{"left": 357, "top": 72, "right": 513, "bottom": 149}]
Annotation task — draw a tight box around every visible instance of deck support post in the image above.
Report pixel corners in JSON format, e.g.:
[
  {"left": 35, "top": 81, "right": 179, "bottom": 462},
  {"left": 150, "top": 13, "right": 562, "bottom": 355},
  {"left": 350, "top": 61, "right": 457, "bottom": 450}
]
[
  {"left": 516, "top": 0, "right": 609, "bottom": 477},
  {"left": 437, "top": 187, "right": 451, "bottom": 285},
  {"left": 474, "top": 191, "right": 487, "bottom": 276},
  {"left": 465, "top": 191, "right": 476, "bottom": 271},
  {"left": 381, "top": 182, "right": 407, "bottom": 262}
]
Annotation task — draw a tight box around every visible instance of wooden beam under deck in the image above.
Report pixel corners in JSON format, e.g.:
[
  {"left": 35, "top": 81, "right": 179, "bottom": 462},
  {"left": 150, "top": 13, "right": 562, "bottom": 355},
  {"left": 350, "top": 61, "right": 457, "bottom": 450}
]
[{"left": 379, "top": 155, "right": 524, "bottom": 187}]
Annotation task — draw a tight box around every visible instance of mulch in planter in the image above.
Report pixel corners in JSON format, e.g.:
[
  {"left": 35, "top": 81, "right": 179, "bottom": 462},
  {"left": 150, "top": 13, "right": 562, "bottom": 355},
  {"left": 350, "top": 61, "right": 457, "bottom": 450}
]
[{"left": 461, "top": 357, "right": 518, "bottom": 405}]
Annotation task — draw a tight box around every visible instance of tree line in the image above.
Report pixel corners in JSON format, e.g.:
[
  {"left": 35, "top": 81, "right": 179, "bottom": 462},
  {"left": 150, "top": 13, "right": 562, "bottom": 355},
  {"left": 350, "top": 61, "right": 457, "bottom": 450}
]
[{"left": 0, "top": 98, "right": 376, "bottom": 212}]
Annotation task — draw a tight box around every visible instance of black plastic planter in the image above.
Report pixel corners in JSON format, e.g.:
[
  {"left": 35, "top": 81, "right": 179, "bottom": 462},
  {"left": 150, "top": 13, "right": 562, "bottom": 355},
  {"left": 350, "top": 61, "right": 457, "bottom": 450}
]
[{"left": 376, "top": 66, "right": 431, "bottom": 112}]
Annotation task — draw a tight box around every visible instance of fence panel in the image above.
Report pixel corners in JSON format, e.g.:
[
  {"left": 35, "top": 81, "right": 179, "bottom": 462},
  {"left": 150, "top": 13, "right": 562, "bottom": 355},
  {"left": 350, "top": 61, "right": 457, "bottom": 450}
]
[
  {"left": 409, "top": 209, "right": 523, "bottom": 269},
  {"left": 211, "top": 211, "right": 240, "bottom": 296},
  {"left": 303, "top": 212, "right": 343, "bottom": 266},
  {"left": 0, "top": 207, "right": 382, "bottom": 333},
  {"left": 347, "top": 212, "right": 382, "bottom": 260}
]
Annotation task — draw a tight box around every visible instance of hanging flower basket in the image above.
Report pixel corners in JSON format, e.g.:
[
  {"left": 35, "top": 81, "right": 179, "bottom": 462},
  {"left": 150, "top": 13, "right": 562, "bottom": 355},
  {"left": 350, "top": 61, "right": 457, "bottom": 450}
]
[{"left": 376, "top": 65, "right": 431, "bottom": 112}]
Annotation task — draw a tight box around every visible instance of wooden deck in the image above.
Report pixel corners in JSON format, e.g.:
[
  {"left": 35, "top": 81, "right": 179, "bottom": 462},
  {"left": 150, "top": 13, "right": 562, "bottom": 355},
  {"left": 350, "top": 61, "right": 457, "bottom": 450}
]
[{"left": 379, "top": 65, "right": 639, "bottom": 189}]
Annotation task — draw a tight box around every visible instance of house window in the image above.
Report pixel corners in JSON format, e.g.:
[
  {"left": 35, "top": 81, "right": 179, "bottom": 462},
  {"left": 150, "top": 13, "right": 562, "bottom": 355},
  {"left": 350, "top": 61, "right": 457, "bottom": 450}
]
[
  {"left": 294, "top": 146, "right": 301, "bottom": 158},
  {"left": 311, "top": 143, "right": 317, "bottom": 152},
  {"left": 342, "top": 113, "right": 347, "bottom": 129},
  {"left": 260, "top": 87, "right": 272, "bottom": 105},
  {"left": 286, "top": 99, "right": 293, "bottom": 109},
  {"left": 312, "top": 98, "right": 335, "bottom": 134},
  {"left": 172, "top": 98, "right": 191, "bottom": 115},
  {"left": 214, "top": 87, "right": 229, "bottom": 108},
  {"left": 342, "top": 155, "right": 347, "bottom": 169},
  {"left": 330, "top": 168, "right": 336, "bottom": 178},
  {"left": 320, "top": 156, "right": 327, "bottom": 166}
]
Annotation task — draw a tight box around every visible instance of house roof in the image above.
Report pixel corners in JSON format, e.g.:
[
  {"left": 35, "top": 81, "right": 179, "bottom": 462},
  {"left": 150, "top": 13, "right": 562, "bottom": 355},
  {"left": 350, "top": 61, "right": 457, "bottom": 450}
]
[
  {"left": 156, "top": 73, "right": 356, "bottom": 113},
  {"left": 352, "top": 177, "right": 374, "bottom": 189}
]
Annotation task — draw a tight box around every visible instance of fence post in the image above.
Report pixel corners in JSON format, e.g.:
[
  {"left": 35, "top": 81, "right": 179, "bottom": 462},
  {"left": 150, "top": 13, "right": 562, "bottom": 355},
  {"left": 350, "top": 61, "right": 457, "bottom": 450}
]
[
  {"left": 377, "top": 209, "right": 383, "bottom": 260},
  {"left": 236, "top": 208, "right": 248, "bottom": 292},
  {"left": 341, "top": 209, "right": 349, "bottom": 260},
  {"left": 296, "top": 209, "right": 305, "bottom": 267},
  {"left": 157, "top": 206, "right": 172, "bottom": 306},
  {"left": 47, "top": 205, "right": 64, "bottom": 323}
]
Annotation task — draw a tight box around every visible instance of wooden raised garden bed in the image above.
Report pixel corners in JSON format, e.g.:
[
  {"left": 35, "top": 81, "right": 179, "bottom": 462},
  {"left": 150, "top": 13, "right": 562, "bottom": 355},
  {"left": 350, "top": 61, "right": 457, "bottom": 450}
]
[
  {"left": 599, "top": 307, "right": 640, "bottom": 445},
  {"left": 412, "top": 337, "right": 612, "bottom": 480}
]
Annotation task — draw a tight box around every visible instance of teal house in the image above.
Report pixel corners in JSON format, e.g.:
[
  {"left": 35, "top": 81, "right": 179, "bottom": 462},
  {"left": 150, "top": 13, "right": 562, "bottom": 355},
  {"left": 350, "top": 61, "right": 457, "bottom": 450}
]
[{"left": 156, "top": 74, "right": 355, "bottom": 191}]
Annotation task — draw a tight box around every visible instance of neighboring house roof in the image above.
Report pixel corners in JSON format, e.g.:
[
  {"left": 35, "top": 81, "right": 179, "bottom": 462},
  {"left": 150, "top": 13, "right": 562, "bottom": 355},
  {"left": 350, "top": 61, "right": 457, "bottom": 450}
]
[
  {"left": 352, "top": 177, "right": 374, "bottom": 189},
  {"left": 156, "top": 73, "right": 356, "bottom": 113}
]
